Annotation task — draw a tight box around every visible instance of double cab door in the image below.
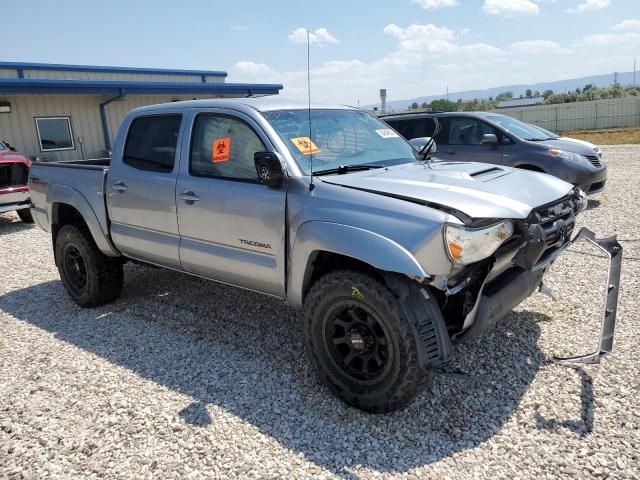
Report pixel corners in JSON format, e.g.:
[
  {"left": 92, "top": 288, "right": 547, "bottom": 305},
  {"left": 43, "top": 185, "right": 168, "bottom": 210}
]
[{"left": 108, "top": 109, "right": 286, "bottom": 297}]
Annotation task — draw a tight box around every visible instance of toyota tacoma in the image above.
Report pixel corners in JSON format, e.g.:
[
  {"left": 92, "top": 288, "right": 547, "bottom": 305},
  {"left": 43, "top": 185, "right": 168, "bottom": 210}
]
[{"left": 29, "top": 100, "right": 621, "bottom": 413}]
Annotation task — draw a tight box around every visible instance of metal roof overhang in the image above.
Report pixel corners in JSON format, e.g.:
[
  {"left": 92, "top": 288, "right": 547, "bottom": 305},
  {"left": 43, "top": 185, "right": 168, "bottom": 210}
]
[
  {"left": 0, "top": 78, "right": 283, "bottom": 96},
  {"left": 0, "top": 61, "right": 227, "bottom": 78}
]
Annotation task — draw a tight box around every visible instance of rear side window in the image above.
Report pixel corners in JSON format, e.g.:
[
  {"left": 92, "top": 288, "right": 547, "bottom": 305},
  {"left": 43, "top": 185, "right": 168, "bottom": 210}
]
[
  {"left": 190, "top": 114, "right": 265, "bottom": 181},
  {"left": 385, "top": 117, "right": 437, "bottom": 140},
  {"left": 123, "top": 115, "right": 182, "bottom": 173}
]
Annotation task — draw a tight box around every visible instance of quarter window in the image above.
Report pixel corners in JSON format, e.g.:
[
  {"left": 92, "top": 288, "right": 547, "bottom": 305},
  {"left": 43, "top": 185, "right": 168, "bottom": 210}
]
[
  {"left": 35, "top": 117, "right": 74, "bottom": 151},
  {"left": 123, "top": 115, "right": 182, "bottom": 173},
  {"left": 190, "top": 115, "right": 265, "bottom": 181}
]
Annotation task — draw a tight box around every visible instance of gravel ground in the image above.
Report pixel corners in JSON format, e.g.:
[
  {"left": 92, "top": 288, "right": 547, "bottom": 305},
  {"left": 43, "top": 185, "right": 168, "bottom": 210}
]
[{"left": 1, "top": 146, "right": 639, "bottom": 480}]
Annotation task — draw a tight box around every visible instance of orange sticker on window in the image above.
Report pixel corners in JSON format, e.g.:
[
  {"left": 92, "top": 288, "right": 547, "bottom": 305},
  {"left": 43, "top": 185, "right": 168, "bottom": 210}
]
[
  {"left": 212, "top": 137, "right": 231, "bottom": 162},
  {"left": 290, "top": 136, "right": 320, "bottom": 156}
]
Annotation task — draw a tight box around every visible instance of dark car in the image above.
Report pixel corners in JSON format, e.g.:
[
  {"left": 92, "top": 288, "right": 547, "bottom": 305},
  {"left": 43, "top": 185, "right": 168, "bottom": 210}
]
[{"left": 382, "top": 112, "right": 607, "bottom": 195}]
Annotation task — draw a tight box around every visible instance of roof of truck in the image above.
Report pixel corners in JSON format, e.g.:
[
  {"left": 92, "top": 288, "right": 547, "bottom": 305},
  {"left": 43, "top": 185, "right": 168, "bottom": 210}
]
[{"left": 130, "top": 98, "right": 358, "bottom": 115}]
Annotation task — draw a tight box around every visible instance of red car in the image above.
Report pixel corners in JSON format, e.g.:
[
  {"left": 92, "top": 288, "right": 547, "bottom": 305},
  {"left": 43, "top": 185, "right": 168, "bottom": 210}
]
[{"left": 0, "top": 139, "right": 33, "bottom": 223}]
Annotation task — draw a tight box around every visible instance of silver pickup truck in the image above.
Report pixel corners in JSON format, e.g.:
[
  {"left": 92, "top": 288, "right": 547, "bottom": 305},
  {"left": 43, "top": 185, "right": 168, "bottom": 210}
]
[{"left": 29, "top": 99, "right": 622, "bottom": 413}]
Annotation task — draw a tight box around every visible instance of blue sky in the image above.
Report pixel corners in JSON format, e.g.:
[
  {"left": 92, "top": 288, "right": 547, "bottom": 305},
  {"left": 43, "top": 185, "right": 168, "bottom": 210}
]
[{"left": 4, "top": 0, "right": 639, "bottom": 104}]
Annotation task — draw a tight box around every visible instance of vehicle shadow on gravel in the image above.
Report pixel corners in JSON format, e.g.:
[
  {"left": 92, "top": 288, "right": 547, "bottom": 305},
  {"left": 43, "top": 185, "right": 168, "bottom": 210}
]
[
  {"left": 0, "top": 213, "right": 34, "bottom": 235},
  {"left": 0, "top": 266, "right": 594, "bottom": 477}
]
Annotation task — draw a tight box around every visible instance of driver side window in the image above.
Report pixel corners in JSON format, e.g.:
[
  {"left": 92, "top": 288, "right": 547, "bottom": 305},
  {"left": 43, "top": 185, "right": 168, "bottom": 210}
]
[{"left": 448, "top": 118, "right": 500, "bottom": 145}]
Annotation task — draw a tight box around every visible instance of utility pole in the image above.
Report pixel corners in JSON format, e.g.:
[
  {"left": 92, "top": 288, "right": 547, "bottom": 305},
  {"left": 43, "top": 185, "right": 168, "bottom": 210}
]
[
  {"left": 446, "top": 86, "right": 449, "bottom": 101},
  {"left": 614, "top": 71, "right": 619, "bottom": 86},
  {"left": 634, "top": 59, "right": 637, "bottom": 86}
]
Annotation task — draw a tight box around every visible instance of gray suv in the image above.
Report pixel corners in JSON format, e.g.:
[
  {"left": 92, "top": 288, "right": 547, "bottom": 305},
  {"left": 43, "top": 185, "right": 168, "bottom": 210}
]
[{"left": 382, "top": 112, "right": 607, "bottom": 194}]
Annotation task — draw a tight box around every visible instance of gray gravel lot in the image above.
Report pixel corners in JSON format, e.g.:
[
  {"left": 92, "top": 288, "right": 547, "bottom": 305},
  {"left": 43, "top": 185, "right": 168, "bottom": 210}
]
[{"left": 1, "top": 145, "right": 639, "bottom": 479}]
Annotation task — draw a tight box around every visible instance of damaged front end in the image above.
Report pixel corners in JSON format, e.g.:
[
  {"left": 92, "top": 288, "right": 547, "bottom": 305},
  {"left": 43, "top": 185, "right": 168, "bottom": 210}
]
[{"left": 430, "top": 188, "right": 622, "bottom": 365}]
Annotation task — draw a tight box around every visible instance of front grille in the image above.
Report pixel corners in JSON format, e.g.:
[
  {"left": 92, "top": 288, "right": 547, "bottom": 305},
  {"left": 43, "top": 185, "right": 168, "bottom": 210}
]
[
  {"left": 0, "top": 163, "right": 29, "bottom": 189},
  {"left": 584, "top": 155, "right": 602, "bottom": 167},
  {"left": 535, "top": 198, "right": 576, "bottom": 248}
]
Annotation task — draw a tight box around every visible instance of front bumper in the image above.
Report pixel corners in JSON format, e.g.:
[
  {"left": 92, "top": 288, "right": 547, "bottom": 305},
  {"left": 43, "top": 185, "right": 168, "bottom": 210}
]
[
  {"left": 0, "top": 187, "right": 30, "bottom": 213},
  {"left": 569, "top": 165, "right": 607, "bottom": 195},
  {"left": 456, "top": 227, "right": 622, "bottom": 364}
]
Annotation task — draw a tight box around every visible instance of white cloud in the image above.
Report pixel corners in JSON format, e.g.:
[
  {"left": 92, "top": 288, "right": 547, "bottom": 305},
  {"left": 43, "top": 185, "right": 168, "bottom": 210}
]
[
  {"left": 578, "top": 31, "right": 640, "bottom": 50},
  {"left": 383, "top": 23, "right": 456, "bottom": 54},
  {"left": 566, "top": 0, "right": 610, "bottom": 14},
  {"left": 229, "top": 25, "right": 248, "bottom": 32},
  {"left": 288, "top": 27, "right": 339, "bottom": 46},
  {"left": 411, "top": 0, "right": 459, "bottom": 10},
  {"left": 510, "top": 40, "right": 572, "bottom": 54},
  {"left": 482, "top": 0, "right": 539, "bottom": 17},
  {"left": 233, "top": 61, "right": 275, "bottom": 76},
  {"left": 613, "top": 19, "right": 640, "bottom": 31}
]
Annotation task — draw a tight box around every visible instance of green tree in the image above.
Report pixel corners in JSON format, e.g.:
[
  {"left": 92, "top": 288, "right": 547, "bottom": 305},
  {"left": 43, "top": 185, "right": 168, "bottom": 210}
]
[
  {"left": 525, "top": 89, "right": 533, "bottom": 98},
  {"left": 495, "top": 91, "right": 513, "bottom": 102},
  {"left": 430, "top": 99, "right": 457, "bottom": 112}
]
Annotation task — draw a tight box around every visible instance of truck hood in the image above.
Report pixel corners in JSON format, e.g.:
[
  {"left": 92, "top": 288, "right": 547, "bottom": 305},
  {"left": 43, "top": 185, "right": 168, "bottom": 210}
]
[{"left": 320, "top": 160, "right": 574, "bottom": 220}]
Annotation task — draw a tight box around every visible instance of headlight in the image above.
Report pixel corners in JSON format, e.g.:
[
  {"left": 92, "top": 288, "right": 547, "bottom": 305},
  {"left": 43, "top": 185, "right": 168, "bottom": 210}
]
[
  {"left": 548, "top": 149, "right": 585, "bottom": 163},
  {"left": 445, "top": 221, "right": 514, "bottom": 265}
]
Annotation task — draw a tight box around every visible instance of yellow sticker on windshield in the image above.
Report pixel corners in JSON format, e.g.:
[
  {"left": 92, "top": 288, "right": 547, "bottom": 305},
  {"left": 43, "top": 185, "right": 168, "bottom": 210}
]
[{"left": 290, "top": 136, "right": 321, "bottom": 156}]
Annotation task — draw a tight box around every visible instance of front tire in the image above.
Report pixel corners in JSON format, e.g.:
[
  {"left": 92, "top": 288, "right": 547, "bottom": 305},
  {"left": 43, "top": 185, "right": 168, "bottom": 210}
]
[
  {"left": 303, "top": 270, "right": 437, "bottom": 413},
  {"left": 55, "top": 224, "right": 123, "bottom": 307},
  {"left": 17, "top": 208, "right": 34, "bottom": 223}
]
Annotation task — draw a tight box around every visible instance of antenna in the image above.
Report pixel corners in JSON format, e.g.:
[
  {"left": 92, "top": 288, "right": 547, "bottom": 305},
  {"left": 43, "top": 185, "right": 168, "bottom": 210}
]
[{"left": 307, "top": 29, "right": 315, "bottom": 191}]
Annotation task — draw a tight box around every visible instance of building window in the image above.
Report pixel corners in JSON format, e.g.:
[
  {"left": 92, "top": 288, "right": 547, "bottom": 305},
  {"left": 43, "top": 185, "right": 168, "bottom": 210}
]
[{"left": 35, "top": 117, "right": 75, "bottom": 151}]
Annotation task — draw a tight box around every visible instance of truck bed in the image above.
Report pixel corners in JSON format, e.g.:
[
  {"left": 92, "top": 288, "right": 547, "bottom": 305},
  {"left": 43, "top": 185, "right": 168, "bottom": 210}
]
[{"left": 29, "top": 159, "right": 111, "bottom": 237}]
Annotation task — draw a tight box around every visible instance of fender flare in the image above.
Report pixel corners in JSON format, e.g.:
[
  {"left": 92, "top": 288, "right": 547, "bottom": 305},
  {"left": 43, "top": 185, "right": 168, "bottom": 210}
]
[
  {"left": 47, "top": 184, "right": 120, "bottom": 257},
  {"left": 286, "top": 221, "right": 427, "bottom": 307}
]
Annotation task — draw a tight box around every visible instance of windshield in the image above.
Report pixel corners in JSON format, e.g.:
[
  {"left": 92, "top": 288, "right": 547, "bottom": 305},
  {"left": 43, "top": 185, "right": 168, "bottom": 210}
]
[
  {"left": 262, "top": 109, "right": 418, "bottom": 175},
  {"left": 483, "top": 115, "right": 553, "bottom": 141}
]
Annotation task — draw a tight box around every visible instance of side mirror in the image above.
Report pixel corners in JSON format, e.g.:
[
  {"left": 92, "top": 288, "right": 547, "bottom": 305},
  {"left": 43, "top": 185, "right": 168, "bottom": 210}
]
[
  {"left": 481, "top": 133, "right": 498, "bottom": 145},
  {"left": 254, "top": 151, "right": 284, "bottom": 188},
  {"left": 408, "top": 137, "right": 437, "bottom": 155}
]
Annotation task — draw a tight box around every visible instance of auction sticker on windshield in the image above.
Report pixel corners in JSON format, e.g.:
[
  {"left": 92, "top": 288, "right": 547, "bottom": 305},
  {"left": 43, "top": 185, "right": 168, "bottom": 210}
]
[
  {"left": 375, "top": 129, "right": 399, "bottom": 139},
  {"left": 290, "top": 137, "right": 321, "bottom": 156}
]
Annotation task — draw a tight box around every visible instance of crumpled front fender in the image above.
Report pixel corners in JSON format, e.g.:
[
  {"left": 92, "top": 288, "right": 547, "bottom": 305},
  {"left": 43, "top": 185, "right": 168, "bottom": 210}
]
[{"left": 286, "top": 221, "right": 427, "bottom": 307}]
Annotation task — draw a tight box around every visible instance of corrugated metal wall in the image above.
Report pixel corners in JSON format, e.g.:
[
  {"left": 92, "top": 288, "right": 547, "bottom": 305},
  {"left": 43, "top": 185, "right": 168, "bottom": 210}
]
[
  {"left": 491, "top": 98, "right": 640, "bottom": 131},
  {"left": 0, "top": 94, "right": 212, "bottom": 161},
  {"left": 0, "top": 95, "right": 106, "bottom": 161},
  {"left": 20, "top": 69, "right": 224, "bottom": 83}
]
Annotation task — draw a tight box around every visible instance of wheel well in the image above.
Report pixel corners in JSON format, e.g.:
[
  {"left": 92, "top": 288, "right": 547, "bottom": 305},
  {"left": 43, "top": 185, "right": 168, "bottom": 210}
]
[
  {"left": 302, "top": 251, "right": 382, "bottom": 301},
  {"left": 51, "top": 203, "right": 88, "bottom": 249},
  {"left": 515, "top": 164, "right": 545, "bottom": 172}
]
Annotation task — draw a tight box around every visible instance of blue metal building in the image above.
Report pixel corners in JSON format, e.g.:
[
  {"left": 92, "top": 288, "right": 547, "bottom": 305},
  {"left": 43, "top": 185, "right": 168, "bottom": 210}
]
[{"left": 0, "top": 62, "right": 282, "bottom": 161}]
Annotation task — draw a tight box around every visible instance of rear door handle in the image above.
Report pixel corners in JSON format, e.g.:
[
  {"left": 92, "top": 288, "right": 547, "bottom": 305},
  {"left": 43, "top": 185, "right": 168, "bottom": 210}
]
[
  {"left": 178, "top": 191, "right": 200, "bottom": 203},
  {"left": 447, "top": 149, "right": 456, "bottom": 155},
  {"left": 111, "top": 182, "right": 128, "bottom": 192}
]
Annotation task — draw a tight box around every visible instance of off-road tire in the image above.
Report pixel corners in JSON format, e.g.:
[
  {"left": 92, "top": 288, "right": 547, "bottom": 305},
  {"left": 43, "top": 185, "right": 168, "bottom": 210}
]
[
  {"left": 55, "top": 224, "right": 123, "bottom": 307},
  {"left": 303, "top": 270, "right": 437, "bottom": 413},
  {"left": 17, "top": 208, "right": 34, "bottom": 223}
]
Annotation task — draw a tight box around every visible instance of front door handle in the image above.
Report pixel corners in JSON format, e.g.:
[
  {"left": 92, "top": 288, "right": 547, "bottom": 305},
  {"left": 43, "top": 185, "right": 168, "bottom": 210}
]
[
  {"left": 111, "top": 181, "right": 128, "bottom": 192},
  {"left": 178, "top": 191, "right": 200, "bottom": 203},
  {"left": 447, "top": 149, "right": 456, "bottom": 155}
]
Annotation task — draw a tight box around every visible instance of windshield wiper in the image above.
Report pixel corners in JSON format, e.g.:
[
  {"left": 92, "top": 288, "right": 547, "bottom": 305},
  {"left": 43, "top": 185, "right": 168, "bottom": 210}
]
[{"left": 313, "top": 164, "right": 384, "bottom": 176}]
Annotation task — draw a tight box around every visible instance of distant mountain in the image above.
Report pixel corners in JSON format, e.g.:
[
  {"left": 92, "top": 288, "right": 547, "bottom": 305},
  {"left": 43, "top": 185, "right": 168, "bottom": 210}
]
[{"left": 377, "top": 71, "right": 637, "bottom": 111}]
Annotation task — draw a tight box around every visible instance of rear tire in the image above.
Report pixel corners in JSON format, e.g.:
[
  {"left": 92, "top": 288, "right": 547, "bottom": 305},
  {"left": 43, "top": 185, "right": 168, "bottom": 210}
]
[
  {"left": 17, "top": 208, "right": 34, "bottom": 223},
  {"left": 303, "top": 270, "right": 437, "bottom": 413},
  {"left": 55, "top": 224, "right": 123, "bottom": 307}
]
